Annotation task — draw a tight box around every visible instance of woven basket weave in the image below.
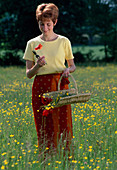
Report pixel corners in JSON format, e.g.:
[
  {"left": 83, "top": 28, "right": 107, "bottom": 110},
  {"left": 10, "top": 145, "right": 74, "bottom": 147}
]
[{"left": 42, "top": 74, "right": 91, "bottom": 107}]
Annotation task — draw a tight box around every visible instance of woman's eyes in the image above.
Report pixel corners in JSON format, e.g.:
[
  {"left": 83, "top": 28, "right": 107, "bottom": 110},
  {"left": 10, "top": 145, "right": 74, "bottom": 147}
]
[
  {"left": 40, "top": 23, "right": 51, "bottom": 26},
  {"left": 40, "top": 23, "right": 43, "bottom": 26}
]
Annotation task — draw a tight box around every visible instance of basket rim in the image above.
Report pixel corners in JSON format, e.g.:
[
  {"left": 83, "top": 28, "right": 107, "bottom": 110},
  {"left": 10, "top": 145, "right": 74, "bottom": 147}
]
[
  {"left": 59, "top": 92, "right": 91, "bottom": 99},
  {"left": 55, "top": 93, "right": 91, "bottom": 107}
]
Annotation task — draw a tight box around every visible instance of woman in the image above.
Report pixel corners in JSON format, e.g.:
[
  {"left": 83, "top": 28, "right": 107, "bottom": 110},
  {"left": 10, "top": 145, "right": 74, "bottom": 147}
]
[{"left": 23, "top": 3, "right": 76, "bottom": 151}]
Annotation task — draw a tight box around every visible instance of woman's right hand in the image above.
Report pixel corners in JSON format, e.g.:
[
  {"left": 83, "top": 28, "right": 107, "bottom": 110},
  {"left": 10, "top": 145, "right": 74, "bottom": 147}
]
[{"left": 37, "top": 56, "right": 46, "bottom": 67}]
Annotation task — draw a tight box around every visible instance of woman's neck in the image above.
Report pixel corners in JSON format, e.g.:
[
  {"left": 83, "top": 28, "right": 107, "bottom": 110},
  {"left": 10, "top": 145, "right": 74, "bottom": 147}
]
[{"left": 40, "top": 33, "right": 58, "bottom": 41}]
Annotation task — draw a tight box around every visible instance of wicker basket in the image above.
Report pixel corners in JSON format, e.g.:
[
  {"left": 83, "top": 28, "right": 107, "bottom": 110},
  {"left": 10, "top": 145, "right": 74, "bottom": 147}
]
[{"left": 42, "top": 74, "right": 91, "bottom": 107}]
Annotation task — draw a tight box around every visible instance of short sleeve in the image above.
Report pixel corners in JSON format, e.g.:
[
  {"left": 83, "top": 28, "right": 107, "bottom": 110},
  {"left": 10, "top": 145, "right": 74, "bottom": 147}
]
[
  {"left": 23, "top": 41, "right": 34, "bottom": 61},
  {"left": 65, "top": 38, "right": 74, "bottom": 60}
]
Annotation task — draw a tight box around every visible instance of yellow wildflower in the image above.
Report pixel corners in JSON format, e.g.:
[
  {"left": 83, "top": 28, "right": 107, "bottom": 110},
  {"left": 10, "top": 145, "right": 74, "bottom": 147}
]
[
  {"left": 1, "top": 166, "right": 5, "bottom": 169},
  {"left": 4, "top": 160, "right": 8, "bottom": 165},
  {"left": 79, "top": 146, "right": 82, "bottom": 149},
  {"left": 11, "top": 156, "right": 15, "bottom": 158},
  {"left": 72, "top": 160, "right": 77, "bottom": 163},
  {"left": 69, "top": 156, "right": 72, "bottom": 159},
  {"left": 1, "top": 152, "right": 6, "bottom": 156}
]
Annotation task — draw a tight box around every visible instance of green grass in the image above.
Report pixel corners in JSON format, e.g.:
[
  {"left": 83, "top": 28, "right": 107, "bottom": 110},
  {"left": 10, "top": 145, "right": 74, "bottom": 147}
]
[
  {"left": 0, "top": 65, "right": 117, "bottom": 169},
  {"left": 72, "top": 45, "right": 105, "bottom": 60}
]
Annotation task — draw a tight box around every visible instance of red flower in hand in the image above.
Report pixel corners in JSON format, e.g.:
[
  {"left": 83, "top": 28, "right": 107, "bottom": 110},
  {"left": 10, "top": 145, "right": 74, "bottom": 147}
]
[{"left": 35, "top": 44, "right": 43, "bottom": 50}]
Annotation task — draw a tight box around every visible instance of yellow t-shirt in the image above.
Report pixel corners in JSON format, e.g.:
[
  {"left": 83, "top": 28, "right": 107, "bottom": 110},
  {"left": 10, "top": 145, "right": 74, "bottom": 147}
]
[{"left": 23, "top": 35, "right": 74, "bottom": 75}]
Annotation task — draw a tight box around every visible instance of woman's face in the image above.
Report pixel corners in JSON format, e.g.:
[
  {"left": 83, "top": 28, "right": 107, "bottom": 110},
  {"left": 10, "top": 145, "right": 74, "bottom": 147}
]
[{"left": 39, "top": 18, "right": 55, "bottom": 36}]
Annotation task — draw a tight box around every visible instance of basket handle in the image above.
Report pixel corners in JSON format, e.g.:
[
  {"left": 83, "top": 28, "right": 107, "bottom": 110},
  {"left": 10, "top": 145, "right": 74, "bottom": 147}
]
[{"left": 58, "top": 74, "right": 78, "bottom": 94}]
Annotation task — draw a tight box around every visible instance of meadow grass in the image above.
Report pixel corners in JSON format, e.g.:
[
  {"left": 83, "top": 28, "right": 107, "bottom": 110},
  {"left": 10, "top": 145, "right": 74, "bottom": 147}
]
[{"left": 0, "top": 65, "right": 117, "bottom": 170}]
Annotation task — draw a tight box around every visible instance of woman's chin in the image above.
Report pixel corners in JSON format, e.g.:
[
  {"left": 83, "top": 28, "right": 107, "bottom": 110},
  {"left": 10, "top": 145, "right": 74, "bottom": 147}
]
[{"left": 43, "top": 32, "right": 48, "bottom": 35}]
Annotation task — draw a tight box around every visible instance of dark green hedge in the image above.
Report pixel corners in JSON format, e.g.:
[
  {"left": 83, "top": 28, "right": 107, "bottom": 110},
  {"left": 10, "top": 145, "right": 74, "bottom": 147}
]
[{"left": 0, "top": 49, "right": 25, "bottom": 66}]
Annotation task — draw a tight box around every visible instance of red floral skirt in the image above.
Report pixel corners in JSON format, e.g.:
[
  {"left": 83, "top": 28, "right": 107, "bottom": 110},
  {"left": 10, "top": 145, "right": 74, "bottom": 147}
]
[{"left": 32, "top": 73, "right": 73, "bottom": 149}]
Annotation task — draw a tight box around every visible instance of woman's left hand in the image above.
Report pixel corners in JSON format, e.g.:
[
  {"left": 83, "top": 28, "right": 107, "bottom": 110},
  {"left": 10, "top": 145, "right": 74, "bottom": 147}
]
[
  {"left": 62, "top": 68, "right": 70, "bottom": 77},
  {"left": 62, "top": 59, "right": 76, "bottom": 77}
]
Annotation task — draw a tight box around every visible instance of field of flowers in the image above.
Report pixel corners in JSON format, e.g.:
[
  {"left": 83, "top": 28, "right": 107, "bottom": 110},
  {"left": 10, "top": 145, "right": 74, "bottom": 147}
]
[{"left": 0, "top": 65, "right": 117, "bottom": 170}]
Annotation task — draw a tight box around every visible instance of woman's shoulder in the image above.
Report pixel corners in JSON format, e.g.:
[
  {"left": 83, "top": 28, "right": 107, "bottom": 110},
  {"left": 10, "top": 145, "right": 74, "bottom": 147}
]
[
  {"left": 58, "top": 35, "right": 69, "bottom": 41},
  {"left": 58, "top": 35, "right": 71, "bottom": 46},
  {"left": 27, "top": 35, "right": 40, "bottom": 44}
]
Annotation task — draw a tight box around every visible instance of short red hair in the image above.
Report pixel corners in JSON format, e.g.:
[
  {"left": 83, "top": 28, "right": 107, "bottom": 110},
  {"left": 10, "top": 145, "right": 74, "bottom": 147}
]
[{"left": 36, "top": 3, "right": 59, "bottom": 24}]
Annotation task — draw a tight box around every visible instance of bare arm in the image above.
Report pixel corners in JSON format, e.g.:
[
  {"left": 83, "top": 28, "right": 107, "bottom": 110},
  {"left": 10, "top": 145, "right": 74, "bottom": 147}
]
[
  {"left": 26, "top": 56, "right": 46, "bottom": 79},
  {"left": 26, "top": 60, "right": 39, "bottom": 79},
  {"left": 62, "top": 59, "right": 76, "bottom": 77}
]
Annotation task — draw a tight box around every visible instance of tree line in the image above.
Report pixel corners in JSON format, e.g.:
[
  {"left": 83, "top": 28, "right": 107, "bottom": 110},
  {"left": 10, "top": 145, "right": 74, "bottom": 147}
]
[{"left": 0, "top": 0, "right": 117, "bottom": 65}]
